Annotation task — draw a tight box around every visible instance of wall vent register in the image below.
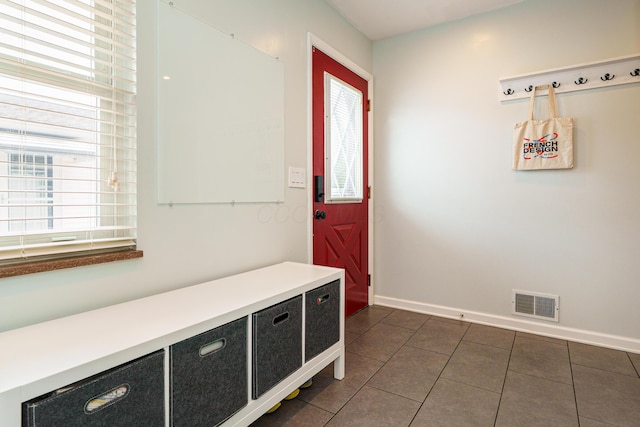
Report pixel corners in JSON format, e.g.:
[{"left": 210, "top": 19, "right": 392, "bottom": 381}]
[{"left": 512, "top": 290, "right": 559, "bottom": 322}]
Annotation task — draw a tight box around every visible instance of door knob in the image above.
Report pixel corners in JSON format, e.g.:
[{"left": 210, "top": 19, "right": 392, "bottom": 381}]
[{"left": 314, "top": 210, "right": 326, "bottom": 220}]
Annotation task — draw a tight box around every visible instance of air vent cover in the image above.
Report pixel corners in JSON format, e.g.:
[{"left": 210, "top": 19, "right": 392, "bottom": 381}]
[{"left": 512, "top": 290, "right": 559, "bottom": 322}]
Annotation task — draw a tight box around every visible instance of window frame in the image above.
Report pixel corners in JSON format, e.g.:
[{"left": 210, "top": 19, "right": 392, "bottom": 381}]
[{"left": 323, "top": 72, "right": 364, "bottom": 204}]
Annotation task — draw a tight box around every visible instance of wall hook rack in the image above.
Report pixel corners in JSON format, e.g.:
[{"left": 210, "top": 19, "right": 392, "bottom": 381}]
[{"left": 499, "top": 53, "right": 640, "bottom": 101}]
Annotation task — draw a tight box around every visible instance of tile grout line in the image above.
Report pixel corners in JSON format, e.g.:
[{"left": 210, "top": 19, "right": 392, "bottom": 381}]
[
  {"left": 567, "top": 341, "right": 581, "bottom": 425},
  {"left": 344, "top": 309, "right": 436, "bottom": 426},
  {"left": 406, "top": 319, "right": 471, "bottom": 427},
  {"left": 322, "top": 355, "right": 385, "bottom": 425},
  {"left": 570, "top": 361, "right": 640, "bottom": 378},
  {"left": 625, "top": 351, "right": 640, "bottom": 378},
  {"left": 492, "top": 330, "right": 516, "bottom": 427},
  {"left": 319, "top": 307, "right": 390, "bottom": 426},
  {"left": 360, "top": 310, "right": 440, "bottom": 406},
  {"left": 361, "top": 311, "right": 431, "bottom": 426},
  {"left": 322, "top": 307, "right": 409, "bottom": 426}
]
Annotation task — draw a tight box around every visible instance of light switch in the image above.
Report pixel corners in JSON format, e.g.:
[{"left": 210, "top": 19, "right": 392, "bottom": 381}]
[{"left": 288, "top": 167, "right": 306, "bottom": 188}]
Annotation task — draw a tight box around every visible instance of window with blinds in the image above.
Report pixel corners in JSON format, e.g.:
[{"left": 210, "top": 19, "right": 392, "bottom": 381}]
[
  {"left": 0, "top": 0, "right": 137, "bottom": 263},
  {"left": 325, "top": 72, "right": 363, "bottom": 202}
]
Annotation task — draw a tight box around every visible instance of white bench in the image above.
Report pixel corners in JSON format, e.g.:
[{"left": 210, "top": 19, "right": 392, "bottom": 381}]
[{"left": 0, "top": 262, "right": 345, "bottom": 426}]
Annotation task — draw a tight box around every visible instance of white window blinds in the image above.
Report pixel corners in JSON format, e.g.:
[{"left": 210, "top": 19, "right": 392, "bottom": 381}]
[
  {"left": 325, "top": 73, "right": 363, "bottom": 202},
  {"left": 0, "top": 0, "right": 137, "bottom": 262}
]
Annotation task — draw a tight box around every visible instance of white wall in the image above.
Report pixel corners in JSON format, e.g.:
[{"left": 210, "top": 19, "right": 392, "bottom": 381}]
[
  {"left": 373, "top": 0, "right": 640, "bottom": 348},
  {"left": 0, "top": 0, "right": 371, "bottom": 332}
]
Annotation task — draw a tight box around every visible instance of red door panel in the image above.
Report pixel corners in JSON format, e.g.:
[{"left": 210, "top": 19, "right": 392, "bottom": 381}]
[{"left": 312, "top": 47, "right": 368, "bottom": 317}]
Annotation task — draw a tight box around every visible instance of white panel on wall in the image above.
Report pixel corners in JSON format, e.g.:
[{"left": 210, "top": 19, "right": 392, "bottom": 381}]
[{"left": 157, "top": 0, "right": 284, "bottom": 204}]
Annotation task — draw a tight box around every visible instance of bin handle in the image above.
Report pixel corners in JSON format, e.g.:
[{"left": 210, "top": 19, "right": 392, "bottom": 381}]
[
  {"left": 199, "top": 338, "right": 226, "bottom": 357},
  {"left": 84, "top": 384, "right": 130, "bottom": 414},
  {"left": 316, "top": 294, "right": 330, "bottom": 305},
  {"left": 273, "top": 312, "right": 289, "bottom": 326}
]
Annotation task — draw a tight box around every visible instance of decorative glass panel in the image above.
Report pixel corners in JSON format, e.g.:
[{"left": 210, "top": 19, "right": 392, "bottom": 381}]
[{"left": 325, "top": 73, "right": 363, "bottom": 202}]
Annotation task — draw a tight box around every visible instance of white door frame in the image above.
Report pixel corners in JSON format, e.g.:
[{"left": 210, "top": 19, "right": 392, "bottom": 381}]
[{"left": 306, "top": 33, "right": 374, "bottom": 305}]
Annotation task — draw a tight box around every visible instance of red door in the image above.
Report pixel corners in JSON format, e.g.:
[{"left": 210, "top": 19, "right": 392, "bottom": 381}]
[{"left": 312, "top": 47, "right": 368, "bottom": 317}]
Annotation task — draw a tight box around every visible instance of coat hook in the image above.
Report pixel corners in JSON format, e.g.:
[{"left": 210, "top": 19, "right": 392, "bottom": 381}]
[
  {"left": 600, "top": 73, "right": 614, "bottom": 81},
  {"left": 574, "top": 77, "right": 588, "bottom": 85},
  {"left": 524, "top": 85, "right": 533, "bottom": 92},
  {"left": 503, "top": 88, "right": 514, "bottom": 95},
  {"left": 551, "top": 81, "right": 561, "bottom": 88},
  {"left": 631, "top": 68, "right": 640, "bottom": 77}
]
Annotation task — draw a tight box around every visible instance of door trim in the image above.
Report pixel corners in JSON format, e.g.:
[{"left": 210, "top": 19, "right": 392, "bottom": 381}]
[{"left": 306, "top": 33, "right": 374, "bottom": 305}]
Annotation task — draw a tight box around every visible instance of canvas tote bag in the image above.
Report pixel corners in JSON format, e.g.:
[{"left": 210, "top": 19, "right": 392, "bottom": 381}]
[{"left": 512, "top": 85, "right": 573, "bottom": 170}]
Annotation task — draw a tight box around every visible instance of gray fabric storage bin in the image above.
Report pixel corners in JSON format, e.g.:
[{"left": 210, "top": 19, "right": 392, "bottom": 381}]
[
  {"left": 305, "top": 279, "right": 340, "bottom": 361},
  {"left": 22, "top": 350, "right": 164, "bottom": 427},
  {"left": 252, "top": 295, "right": 302, "bottom": 399},
  {"left": 170, "top": 316, "right": 247, "bottom": 427}
]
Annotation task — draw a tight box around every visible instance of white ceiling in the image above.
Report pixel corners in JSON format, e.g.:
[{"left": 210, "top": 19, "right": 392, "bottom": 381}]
[{"left": 325, "top": 0, "right": 524, "bottom": 40}]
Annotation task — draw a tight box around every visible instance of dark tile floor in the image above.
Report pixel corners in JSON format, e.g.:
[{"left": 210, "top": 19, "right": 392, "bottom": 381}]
[{"left": 251, "top": 306, "right": 640, "bottom": 426}]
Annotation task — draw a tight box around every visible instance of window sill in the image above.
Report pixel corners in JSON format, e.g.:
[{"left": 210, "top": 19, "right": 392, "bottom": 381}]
[{"left": 0, "top": 249, "right": 143, "bottom": 279}]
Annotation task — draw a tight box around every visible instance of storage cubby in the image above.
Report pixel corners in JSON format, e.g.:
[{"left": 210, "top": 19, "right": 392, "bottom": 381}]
[
  {"left": 252, "top": 295, "right": 303, "bottom": 399},
  {"left": 1, "top": 262, "right": 344, "bottom": 427},
  {"left": 305, "top": 279, "right": 340, "bottom": 361},
  {"left": 22, "top": 350, "right": 165, "bottom": 427},
  {"left": 170, "top": 317, "right": 247, "bottom": 426}
]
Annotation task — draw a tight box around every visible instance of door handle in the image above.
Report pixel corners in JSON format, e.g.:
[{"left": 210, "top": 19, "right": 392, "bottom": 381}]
[{"left": 314, "top": 210, "right": 326, "bottom": 220}]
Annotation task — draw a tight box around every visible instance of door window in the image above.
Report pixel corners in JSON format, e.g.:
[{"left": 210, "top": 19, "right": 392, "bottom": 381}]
[{"left": 325, "top": 73, "right": 363, "bottom": 203}]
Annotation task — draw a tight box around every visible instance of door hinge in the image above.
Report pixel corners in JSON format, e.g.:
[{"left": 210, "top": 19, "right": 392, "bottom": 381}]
[
  {"left": 367, "top": 186, "right": 371, "bottom": 199},
  {"left": 367, "top": 99, "right": 371, "bottom": 112},
  {"left": 367, "top": 274, "right": 371, "bottom": 286}
]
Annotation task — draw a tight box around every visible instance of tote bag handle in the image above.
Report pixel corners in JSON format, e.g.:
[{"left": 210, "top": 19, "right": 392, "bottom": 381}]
[{"left": 528, "top": 85, "right": 557, "bottom": 120}]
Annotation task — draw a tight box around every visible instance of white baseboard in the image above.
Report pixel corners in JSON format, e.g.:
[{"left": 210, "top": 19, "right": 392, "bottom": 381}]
[{"left": 374, "top": 295, "right": 640, "bottom": 354}]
